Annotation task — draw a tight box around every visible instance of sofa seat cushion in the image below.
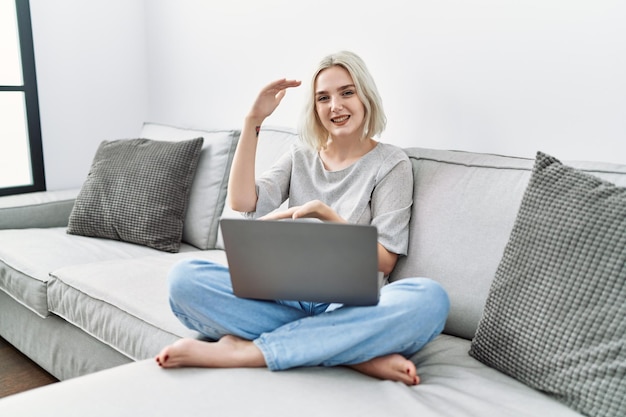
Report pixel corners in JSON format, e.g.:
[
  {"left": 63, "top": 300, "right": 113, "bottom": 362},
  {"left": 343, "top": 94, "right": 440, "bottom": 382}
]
[
  {"left": 410, "top": 335, "right": 583, "bottom": 416},
  {"left": 47, "top": 250, "right": 228, "bottom": 361},
  {"left": 0, "top": 335, "right": 583, "bottom": 417},
  {"left": 0, "top": 228, "right": 196, "bottom": 317},
  {"left": 392, "top": 148, "right": 626, "bottom": 340}
]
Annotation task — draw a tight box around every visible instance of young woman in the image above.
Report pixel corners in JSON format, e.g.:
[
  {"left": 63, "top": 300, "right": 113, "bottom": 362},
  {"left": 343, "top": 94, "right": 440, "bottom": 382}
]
[{"left": 155, "top": 51, "right": 449, "bottom": 385}]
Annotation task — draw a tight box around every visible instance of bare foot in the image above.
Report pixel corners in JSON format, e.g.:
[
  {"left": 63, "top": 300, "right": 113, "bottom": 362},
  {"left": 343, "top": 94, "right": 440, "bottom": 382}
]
[
  {"left": 349, "top": 354, "right": 420, "bottom": 385},
  {"left": 155, "top": 335, "right": 266, "bottom": 369}
]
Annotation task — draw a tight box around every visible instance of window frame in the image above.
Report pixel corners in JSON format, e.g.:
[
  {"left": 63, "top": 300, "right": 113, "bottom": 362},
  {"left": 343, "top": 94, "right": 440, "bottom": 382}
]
[{"left": 0, "top": 0, "right": 45, "bottom": 197}]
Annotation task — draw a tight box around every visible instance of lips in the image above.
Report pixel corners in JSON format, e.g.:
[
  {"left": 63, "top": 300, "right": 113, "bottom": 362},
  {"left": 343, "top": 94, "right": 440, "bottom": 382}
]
[{"left": 331, "top": 115, "right": 350, "bottom": 124}]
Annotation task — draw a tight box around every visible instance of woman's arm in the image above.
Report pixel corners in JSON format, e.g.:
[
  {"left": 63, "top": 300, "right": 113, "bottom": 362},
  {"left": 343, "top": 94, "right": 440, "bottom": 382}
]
[
  {"left": 370, "top": 151, "right": 414, "bottom": 276},
  {"left": 228, "top": 79, "right": 301, "bottom": 213},
  {"left": 378, "top": 244, "right": 399, "bottom": 276},
  {"left": 228, "top": 117, "right": 263, "bottom": 212}
]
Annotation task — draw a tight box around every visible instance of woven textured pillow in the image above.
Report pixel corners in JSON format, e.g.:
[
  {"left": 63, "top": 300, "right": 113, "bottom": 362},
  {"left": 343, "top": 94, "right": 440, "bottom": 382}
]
[
  {"left": 67, "top": 137, "right": 203, "bottom": 252},
  {"left": 469, "top": 152, "right": 626, "bottom": 417}
]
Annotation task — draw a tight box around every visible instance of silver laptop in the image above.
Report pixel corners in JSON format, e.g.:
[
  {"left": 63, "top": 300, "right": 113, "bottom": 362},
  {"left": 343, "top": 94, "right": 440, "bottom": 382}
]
[{"left": 220, "top": 218, "right": 381, "bottom": 306}]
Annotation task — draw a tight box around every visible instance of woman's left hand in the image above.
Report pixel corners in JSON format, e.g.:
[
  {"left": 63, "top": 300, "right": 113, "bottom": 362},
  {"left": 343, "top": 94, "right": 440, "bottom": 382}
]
[{"left": 259, "top": 200, "right": 346, "bottom": 223}]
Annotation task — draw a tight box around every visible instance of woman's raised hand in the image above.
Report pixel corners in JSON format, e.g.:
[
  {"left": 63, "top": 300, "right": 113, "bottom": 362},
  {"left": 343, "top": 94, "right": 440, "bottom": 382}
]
[
  {"left": 248, "top": 79, "right": 302, "bottom": 121},
  {"left": 230, "top": 78, "right": 302, "bottom": 213}
]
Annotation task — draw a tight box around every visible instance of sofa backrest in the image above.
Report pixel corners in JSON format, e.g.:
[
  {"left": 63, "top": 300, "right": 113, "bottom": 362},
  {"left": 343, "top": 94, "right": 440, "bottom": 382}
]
[
  {"left": 391, "top": 148, "right": 626, "bottom": 340},
  {"left": 146, "top": 121, "right": 626, "bottom": 342}
]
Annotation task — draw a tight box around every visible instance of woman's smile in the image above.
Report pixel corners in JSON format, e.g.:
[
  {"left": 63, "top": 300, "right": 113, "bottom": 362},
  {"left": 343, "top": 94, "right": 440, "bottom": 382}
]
[{"left": 331, "top": 115, "right": 350, "bottom": 125}]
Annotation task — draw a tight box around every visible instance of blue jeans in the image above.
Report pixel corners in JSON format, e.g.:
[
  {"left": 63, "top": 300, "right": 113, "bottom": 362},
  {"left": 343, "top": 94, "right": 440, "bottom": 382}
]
[{"left": 167, "top": 259, "right": 450, "bottom": 371}]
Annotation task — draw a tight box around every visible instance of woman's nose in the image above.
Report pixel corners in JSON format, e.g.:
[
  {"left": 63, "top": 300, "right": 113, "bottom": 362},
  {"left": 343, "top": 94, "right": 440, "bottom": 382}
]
[{"left": 330, "top": 97, "right": 342, "bottom": 111}]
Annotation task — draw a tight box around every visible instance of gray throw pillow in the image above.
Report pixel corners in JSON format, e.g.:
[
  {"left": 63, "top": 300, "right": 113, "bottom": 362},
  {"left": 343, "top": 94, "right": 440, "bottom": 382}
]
[
  {"left": 67, "top": 137, "right": 203, "bottom": 252},
  {"left": 469, "top": 151, "right": 626, "bottom": 417}
]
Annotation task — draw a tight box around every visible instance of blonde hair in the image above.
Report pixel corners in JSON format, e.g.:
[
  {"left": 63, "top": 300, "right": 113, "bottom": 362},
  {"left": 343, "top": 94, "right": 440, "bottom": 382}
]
[{"left": 299, "top": 51, "right": 387, "bottom": 150}]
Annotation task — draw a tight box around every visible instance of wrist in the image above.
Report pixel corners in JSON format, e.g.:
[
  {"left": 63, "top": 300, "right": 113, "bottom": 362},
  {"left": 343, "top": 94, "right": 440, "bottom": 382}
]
[
  {"left": 321, "top": 203, "right": 345, "bottom": 223},
  {"left": 244, "top": 115, "right": 265, "bottom": 128},
  {"left": 241, "top": 118, "right": 263, "bottom": 140}
]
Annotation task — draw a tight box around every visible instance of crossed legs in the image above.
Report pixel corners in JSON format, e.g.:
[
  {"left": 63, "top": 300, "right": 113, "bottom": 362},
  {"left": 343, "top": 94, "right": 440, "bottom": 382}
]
[{"left": 155, "top": 259, "right": 448, "bottom": 386}]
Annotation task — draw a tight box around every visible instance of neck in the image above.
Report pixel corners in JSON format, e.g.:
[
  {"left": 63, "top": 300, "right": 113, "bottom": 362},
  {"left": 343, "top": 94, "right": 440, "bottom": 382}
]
[{"left": 319, "top": 137, "right": 377, "bottom": 171}]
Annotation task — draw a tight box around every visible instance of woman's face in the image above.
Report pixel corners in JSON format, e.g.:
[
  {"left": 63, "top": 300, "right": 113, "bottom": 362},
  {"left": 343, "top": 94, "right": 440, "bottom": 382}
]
[{"left": 314, "top": 65, "right": 366, "bottom": 141}]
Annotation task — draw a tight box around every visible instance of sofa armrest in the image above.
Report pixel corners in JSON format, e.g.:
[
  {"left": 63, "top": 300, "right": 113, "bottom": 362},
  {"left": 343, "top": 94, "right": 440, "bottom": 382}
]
[{"left": 0, "top": 188, "right": 80, "bottom": 229}]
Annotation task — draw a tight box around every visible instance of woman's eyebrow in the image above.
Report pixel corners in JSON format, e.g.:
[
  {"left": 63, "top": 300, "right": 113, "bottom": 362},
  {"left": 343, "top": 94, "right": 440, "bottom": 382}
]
[{"left": 315, "top": 84, "right": 356, "bottom": 95}]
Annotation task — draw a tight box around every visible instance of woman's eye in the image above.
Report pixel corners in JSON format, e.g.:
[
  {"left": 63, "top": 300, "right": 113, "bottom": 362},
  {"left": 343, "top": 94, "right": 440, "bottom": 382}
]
[
  {"left": 317, "top": 95, "right": 329, "bottom": 102},
  {"left": 342, "top": 90, "right": 355, "bottom": 97}
]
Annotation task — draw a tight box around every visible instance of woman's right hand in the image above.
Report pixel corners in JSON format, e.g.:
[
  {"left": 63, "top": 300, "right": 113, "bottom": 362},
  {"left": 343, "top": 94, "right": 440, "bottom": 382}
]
[
  {"left": 247, "top": 78, "right": 302, "bottom": 122},
  {"left": 229, "top": 78, "right": 301, "bottom": 213}
]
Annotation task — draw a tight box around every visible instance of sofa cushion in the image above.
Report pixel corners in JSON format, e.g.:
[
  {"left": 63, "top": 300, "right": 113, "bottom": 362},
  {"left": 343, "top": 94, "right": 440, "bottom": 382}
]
[
  {"left": 390, "top": 149, "right": 535, "bottom": 339},
  {"left": 47, "top": 250, "right": 228, "bottom": 361},
  {"left": 67, "top": 137, "right": 204, "bottom": 252},
  {"left": 215, "top": 126, "right": 296, "bottom": 249},
  {"left": 391, "top": 148, "right": 626, "bottom": 341},
  {"left": 469, "top": 152, "right": 626, "bottom": 417},
  {"left": 0, "top": 228, "right": 195, "bottom": 317},
  {"left": 141, "top": 123, "right": 240, "bottom": 250},
  {"left": 0, "top": 335, "right": 583, "bottom": 417}
]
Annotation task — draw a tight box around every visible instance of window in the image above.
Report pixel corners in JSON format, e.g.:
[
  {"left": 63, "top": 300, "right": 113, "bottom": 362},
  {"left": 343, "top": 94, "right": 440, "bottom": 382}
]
[{"left": 0, "top": 0, "right": 44, "bottom": 196}]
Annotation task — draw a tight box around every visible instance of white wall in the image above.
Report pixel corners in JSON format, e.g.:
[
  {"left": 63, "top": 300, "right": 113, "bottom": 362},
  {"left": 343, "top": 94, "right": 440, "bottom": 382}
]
[
  {"left": 30, "top": 0, "right": 148, "bottom": 190},
  {"left": 144, "top": 0, "right": 626, "bottom": 163},
  {"left": 32, "top": 0, "right": 626, "bottom": 191}
]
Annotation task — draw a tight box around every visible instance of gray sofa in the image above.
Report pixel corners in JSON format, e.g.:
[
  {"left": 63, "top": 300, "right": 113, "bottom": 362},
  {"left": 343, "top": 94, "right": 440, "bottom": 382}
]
[{"left": 0, "top": 123, "right": 624, "bottom": 417}]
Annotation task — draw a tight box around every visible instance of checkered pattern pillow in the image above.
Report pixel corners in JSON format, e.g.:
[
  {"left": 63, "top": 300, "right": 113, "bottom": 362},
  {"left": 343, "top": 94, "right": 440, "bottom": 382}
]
[
  {"left": 67, "top": 137, "right": 203, "bottom": 252},
  {"left": 469, "top": 152, "right": 626, "bottom": 417}
]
